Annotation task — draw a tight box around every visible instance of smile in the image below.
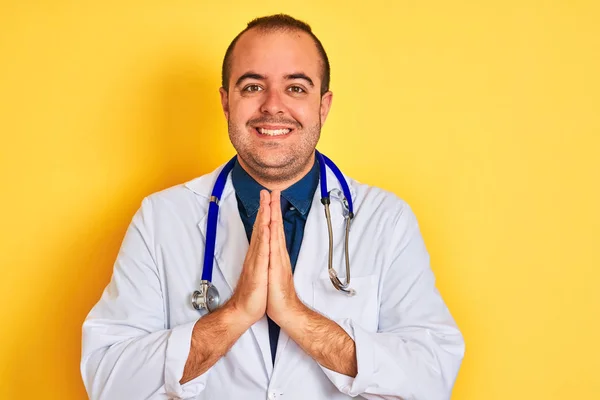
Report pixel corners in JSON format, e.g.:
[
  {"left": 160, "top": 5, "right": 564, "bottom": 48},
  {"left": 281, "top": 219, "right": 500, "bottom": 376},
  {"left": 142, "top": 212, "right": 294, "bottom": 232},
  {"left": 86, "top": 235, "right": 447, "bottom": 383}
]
[{"left": 256, "top": 127, "right": 292, "bottom": 136}]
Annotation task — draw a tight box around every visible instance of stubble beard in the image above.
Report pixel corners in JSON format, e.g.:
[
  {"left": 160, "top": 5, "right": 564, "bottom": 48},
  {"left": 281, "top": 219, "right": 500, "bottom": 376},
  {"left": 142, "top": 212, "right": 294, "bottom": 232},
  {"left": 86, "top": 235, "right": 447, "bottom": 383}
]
[{"left": 228, "top": 119, "right": 322, "bottom": 185}]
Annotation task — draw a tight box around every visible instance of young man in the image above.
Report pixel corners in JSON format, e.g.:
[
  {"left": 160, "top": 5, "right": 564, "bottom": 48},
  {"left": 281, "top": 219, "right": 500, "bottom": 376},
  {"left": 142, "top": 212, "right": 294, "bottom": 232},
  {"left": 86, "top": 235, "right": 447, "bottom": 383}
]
[{"left": 82, "top": 14, "right": 464, "bottom": 400}]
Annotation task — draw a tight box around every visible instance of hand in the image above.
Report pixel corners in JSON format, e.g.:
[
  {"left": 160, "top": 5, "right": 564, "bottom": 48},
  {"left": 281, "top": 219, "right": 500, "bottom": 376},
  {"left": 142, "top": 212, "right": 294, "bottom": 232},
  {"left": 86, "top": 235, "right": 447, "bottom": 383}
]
[
  {"left": 266, "top": 190, "right": 303, "bottom": 325},
  {"left": 226, "top": 190, "right": 271, "bottom": 326}
]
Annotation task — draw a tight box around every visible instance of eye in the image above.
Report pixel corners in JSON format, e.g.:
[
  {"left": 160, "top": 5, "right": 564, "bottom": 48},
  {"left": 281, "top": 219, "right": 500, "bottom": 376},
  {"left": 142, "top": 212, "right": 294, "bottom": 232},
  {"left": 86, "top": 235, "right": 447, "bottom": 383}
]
[
  {"left": 243, "top": 84, "right": 263, "bottom": 93},
  {"left": 288, "top": 86, "right": 306, "bottom": 94}
]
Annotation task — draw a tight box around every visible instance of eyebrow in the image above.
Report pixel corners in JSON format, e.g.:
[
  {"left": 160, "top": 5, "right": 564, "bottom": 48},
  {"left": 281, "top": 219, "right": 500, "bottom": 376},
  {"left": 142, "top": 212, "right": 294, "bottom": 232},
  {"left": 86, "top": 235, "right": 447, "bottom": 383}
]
[
  {"left": 234, "top": 71, "right": 315, "bottom": 88},
  {"left": 284, "top": 73, "right": 314, "bottom": 87},
  {"left": 235, "top": 72, "right": 265, "bottom": 87}
]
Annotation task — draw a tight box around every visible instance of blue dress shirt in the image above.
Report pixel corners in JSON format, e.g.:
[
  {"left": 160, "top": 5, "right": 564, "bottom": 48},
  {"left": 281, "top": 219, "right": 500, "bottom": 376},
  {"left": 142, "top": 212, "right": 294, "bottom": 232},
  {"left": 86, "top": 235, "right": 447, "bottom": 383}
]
[{"left": 231, "top": 158, "right": 319, "bottom": 364}]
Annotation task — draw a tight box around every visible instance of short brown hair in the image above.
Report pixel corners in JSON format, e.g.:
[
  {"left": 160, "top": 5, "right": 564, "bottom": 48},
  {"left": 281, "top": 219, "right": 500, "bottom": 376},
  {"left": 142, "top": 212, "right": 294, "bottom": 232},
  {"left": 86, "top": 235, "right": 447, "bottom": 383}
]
[{"left": 221, "top": 14, "right": 331, "bottom": 95}]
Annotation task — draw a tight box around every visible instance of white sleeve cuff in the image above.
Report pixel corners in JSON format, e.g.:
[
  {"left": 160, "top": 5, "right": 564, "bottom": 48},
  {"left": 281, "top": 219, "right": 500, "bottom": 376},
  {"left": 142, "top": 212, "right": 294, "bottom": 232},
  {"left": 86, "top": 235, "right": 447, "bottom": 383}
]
[
  {"left": 164, "top": 320, "right": 209, "bottom": 399},
  {"left": 319, "top": 318, "right": 379, "bottom": 397}
]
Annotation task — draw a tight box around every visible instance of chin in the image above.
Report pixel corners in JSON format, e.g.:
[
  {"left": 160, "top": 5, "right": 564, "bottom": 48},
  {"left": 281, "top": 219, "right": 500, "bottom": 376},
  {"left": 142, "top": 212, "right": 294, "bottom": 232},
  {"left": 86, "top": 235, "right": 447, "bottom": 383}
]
[{"left": 253, "top": 152, "right": 294, "bottom": 169}]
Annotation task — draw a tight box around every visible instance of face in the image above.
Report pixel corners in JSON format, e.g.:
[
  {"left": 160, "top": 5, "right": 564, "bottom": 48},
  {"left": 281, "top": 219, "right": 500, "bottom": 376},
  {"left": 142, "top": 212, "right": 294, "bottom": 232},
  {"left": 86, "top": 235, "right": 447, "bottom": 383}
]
[{"left": 220, "top": 28, "right": 333, "bottom": 184}]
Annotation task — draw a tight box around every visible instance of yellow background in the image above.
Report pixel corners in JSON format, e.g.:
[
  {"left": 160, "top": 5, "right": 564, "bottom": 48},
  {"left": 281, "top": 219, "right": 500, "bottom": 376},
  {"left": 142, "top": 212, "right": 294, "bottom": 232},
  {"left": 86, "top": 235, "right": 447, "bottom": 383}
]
[{"left": 1, "top": 1, "right": 599, "bottom": 398}]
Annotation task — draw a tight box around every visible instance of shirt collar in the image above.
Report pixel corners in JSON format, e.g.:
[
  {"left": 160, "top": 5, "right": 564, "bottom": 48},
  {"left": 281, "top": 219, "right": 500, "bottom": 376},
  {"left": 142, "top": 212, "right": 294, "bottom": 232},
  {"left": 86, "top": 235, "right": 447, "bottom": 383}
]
[{"left": 231, "top": 157, "right": 320, "bottom": 218}]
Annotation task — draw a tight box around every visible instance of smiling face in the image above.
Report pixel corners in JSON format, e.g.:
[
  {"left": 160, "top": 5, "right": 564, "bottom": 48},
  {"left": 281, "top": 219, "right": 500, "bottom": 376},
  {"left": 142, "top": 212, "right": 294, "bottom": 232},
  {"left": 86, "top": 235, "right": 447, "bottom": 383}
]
[{"left": 220, "top": 28, "right": 333, "bottom": 187}]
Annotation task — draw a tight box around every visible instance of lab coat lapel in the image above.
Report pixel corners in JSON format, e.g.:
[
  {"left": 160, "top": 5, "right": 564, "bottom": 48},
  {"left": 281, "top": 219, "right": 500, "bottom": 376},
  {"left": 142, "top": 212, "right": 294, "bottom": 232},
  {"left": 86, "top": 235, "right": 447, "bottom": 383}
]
[
  {"left": 196, "top": 180, "right": 247, "bottom": 294},
  {"left": 196, "top": 175, "right": 274, "bottom": 378},
  {"left": 273, "top": 168, "right": 352, "bottom": 374}
]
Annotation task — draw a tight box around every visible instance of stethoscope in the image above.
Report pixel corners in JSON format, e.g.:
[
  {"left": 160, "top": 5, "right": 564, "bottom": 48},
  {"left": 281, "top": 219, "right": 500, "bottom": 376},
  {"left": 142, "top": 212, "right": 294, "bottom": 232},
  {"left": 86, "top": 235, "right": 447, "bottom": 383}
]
[{"left": 191, "top": 150, "right": 355, "bottom": 313}]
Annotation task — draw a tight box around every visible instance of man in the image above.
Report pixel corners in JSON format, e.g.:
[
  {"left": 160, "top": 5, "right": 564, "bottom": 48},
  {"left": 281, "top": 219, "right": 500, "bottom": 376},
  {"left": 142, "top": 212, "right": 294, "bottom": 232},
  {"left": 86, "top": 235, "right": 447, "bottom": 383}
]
[{"left": 81, "top": 14, "right": 464, "bottom": 400}]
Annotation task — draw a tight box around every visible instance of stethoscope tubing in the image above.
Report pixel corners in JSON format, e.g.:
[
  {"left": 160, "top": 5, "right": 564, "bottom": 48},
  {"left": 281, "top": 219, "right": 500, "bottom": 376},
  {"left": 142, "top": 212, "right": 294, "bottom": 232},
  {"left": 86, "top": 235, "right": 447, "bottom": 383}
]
[{"left": 194, "top": 150, "right": 355, "bottom": 312}]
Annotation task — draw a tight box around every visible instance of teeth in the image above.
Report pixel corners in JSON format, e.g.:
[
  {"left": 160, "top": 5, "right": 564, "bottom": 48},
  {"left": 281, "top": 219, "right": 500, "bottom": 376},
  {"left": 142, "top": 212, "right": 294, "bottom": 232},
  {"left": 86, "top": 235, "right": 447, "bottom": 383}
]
[{"left": 258, "top": 128, "right": 291, "bottom": 136}]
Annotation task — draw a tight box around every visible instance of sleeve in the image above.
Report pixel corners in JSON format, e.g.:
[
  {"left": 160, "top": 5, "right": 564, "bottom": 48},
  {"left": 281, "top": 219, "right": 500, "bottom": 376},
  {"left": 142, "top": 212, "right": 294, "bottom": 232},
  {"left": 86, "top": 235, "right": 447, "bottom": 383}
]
[
  {"left": 319, "top": 203, "right": 465, "bottom": 400},
  {"left": 81, "top": 197, "right": 209, "bottom": 400}
]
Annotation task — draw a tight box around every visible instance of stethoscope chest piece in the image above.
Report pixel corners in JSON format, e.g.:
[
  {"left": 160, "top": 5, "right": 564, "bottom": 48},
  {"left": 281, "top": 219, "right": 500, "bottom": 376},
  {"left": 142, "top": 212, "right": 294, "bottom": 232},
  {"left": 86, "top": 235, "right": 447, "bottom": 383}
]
[{"left": 191, "top": 280, "right": 220, "bottom": 313}]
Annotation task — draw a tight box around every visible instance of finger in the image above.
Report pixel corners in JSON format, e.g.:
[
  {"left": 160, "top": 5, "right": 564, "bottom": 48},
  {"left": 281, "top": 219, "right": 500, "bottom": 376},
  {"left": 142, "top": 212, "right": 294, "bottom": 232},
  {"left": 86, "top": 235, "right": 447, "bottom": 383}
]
[
  {"left": 269, "top": 213, "right": 279, "bottom": 271},
  {"left": 248, "top": 191, "right": 263, "bottom": 251},
  {"left": 276, "top": 220, "right": 288, "bottom": 267},
  {"left": 256, "top": 225, "right": 270, "bottom": 260},
  {"left": 268, "top": 190, "right": 288, "bottom": 266},
  {"left": 259, "top": 190, "right": 271, "bottom": 227},
  {"left": 269, "top": 220, "right": 286, "bottom": 272},
  {"left": 249, "top": 191, "right": 270, "bottom": 257},
  {"left": 253, "top": 191, "right": 271, "bottom": 233},
  {"left": 270, "top": 190, "right": 282, "bottom": 224},
  {"left": 254, "top": 190, "right": 269, "bottom": 227}
]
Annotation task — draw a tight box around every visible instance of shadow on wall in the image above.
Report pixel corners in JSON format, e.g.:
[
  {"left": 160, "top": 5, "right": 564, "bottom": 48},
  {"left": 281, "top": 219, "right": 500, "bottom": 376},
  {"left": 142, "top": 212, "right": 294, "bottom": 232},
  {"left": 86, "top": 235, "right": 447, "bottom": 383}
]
[{"left": 5, "top": 57, "right": 231, "bottom": 398}]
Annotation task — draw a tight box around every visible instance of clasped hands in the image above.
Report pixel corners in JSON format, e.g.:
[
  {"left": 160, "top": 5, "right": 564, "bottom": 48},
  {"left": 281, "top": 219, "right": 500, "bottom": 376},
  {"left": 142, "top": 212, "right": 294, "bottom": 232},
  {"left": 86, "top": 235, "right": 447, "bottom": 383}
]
[
  {"left": 183, "top": 190, "right": 357, "bottom": 384},
  {"left": 227, "top": 189, "right": 304, "bottom": 328}
]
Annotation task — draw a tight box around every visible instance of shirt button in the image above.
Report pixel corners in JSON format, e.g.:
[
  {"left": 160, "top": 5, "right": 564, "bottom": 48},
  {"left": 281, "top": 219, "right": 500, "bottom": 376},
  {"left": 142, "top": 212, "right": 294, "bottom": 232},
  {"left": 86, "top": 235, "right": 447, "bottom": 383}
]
[
  {"left": 268, "top": 392, "right": 275, "bottom": 400},
  {"left": 289, "top": 206, "right": 295, "bottom": 211}
]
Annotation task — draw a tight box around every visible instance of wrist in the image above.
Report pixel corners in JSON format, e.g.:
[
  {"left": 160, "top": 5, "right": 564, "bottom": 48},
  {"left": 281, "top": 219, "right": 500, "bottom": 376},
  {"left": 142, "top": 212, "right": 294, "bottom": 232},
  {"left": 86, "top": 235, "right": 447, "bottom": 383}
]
[
  {"left": 272, "top": 297, "right": 309, "bottom": 331},
  {"left": 221, "top": 300, "right": 258, "bottom": 331}
]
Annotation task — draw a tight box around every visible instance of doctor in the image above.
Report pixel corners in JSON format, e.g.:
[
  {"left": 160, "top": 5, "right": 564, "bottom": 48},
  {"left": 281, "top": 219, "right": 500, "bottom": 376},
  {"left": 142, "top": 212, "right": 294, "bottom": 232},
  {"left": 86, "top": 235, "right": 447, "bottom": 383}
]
[{"left": 81, "top": 14, "right": 464, "bottom": 400}]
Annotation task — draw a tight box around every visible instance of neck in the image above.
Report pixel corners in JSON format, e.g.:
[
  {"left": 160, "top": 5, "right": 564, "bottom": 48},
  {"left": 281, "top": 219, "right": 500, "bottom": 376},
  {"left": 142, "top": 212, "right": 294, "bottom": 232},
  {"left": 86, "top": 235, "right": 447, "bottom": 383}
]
[{"left": 238, "top": 153, "right": 315, "bottom": 191}]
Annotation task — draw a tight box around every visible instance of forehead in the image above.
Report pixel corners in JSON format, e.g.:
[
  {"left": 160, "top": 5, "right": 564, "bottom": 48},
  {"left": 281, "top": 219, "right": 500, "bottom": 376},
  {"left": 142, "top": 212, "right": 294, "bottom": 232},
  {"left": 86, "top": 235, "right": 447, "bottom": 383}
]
[{"left": 230, "top": 28, "right": 322, "bottom": 82}]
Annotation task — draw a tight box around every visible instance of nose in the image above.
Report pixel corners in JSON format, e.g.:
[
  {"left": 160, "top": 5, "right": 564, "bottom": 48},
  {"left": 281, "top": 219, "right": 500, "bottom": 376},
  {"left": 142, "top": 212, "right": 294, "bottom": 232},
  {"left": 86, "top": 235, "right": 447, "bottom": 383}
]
[{"left": 260, "top": 89, "right": 285, "bottom": 115}]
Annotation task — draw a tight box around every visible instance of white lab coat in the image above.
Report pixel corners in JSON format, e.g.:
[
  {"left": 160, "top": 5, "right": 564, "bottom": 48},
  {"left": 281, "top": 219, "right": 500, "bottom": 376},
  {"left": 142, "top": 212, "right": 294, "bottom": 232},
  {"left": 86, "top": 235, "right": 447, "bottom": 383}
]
[{"left": 81, "top": 161, "right": 465, "bottom": 400}]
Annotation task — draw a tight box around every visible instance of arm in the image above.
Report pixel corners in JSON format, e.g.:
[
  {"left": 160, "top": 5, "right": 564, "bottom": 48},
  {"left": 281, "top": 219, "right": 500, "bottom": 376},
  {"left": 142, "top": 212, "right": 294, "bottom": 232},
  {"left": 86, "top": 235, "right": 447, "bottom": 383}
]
[
  {"left": 268, "top": 191, "right": 463, "bottom": 399},
  {"left": 180, "top": 304, "right": 249, "bottom": 384},
  {"left": 83, "top": 192, "right": 271, "bottom": 399},
  {"left": 277, "top": 303, "right": 357, "bottom": 377},
  {"left": 81, "top": 197, "right": 231, "bottom": 399},
  {"left": 267, "top": 191, "right": 357, "bottom": 376},
  {"left": 181, "top": 189, "right": 272, "bottom": 383},
  {"left": 314, "top": 203, "right": 465, "bottom": 400}
]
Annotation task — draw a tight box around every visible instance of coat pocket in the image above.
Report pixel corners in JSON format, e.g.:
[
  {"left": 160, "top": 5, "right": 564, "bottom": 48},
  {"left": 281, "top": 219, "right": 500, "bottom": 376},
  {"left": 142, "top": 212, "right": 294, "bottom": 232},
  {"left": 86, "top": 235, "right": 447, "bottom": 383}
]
[{"left": 312, "top": 275, "right": 379, "bottom": 332}]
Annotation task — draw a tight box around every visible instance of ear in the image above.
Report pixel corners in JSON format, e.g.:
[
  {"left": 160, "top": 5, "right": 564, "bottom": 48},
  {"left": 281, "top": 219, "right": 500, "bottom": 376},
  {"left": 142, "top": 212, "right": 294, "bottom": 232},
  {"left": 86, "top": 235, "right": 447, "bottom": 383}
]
[
  {"left": 219, "top": 87, "right": 229, "bottom": 120},
  {"left": 319, "top": 91, "right": 333, "bottom": 125}
]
